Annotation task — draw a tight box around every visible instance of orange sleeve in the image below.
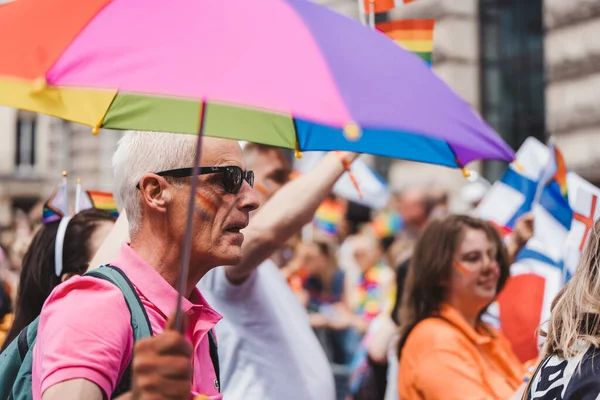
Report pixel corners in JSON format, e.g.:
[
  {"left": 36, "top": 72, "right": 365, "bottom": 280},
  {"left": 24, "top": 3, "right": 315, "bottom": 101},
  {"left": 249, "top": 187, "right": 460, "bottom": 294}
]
[{"left": 411, "top": 348, "right": 493, "bottom": 400}]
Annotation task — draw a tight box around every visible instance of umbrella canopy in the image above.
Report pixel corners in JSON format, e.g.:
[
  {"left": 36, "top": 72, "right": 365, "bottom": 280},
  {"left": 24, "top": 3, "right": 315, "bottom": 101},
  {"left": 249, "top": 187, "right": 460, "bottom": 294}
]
[{"left": 0, "top": 0, "right": 513, "bottom": 168}]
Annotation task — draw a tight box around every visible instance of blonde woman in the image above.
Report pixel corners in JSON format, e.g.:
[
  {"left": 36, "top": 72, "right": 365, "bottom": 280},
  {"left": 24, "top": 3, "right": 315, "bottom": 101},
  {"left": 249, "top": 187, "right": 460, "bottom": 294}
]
[{"left": 524, "top": 218, "right": 600, "bottom": 399}]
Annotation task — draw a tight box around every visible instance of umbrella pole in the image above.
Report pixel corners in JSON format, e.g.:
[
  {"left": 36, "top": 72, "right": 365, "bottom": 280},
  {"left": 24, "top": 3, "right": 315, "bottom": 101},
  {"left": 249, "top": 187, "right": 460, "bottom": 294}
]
[{"left": 174, "top": 102, "right": 207, "bottom": 332}]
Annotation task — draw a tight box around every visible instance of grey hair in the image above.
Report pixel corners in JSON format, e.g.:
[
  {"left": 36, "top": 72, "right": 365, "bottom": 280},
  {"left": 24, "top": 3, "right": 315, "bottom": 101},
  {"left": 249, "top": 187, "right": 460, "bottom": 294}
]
[{"left": 112, "top": 131, "right": 197, "bottom": 234}]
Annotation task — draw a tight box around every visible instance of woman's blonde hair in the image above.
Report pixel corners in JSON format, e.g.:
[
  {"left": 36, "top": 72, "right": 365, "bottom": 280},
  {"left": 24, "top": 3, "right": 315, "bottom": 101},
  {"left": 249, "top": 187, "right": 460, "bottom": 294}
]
[{"left": 542, "top": 218, "right": 600, "bottom": 359}]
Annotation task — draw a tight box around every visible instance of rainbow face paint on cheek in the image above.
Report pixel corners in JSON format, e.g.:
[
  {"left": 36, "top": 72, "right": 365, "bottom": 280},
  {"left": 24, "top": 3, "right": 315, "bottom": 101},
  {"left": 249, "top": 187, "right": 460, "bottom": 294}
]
[
  {"left": 254, "top": 182, "right": 270, "bottom": 196},
  {"left": 454, "top": 262, "right": 472, "bottom": 276},
  {"left": 195, "top": 192, "right": 218, "bottom": 220}
]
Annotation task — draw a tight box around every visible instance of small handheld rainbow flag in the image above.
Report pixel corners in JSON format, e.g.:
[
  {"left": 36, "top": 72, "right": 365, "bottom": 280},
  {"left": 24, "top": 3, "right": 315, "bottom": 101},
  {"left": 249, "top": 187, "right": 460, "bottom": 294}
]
[
  {"left": 75, "top": 178, "right": 93, "bottom": 213},
  {"left": 43, "top": 171, "right": 69, "bottom": 224},
  {"left": 362, "top": 0, "right": 419, "bottom": 14},
  {"left": 86, "top": 190, "right": 119, "bottom": 218},
  {"left": 371, "top": 210, "right": 403, "bottom": 239},
  {"left": 313, "top": 198, "right": 346, "bottom": 237},
  {"left": 552, "top": 145, "right": 568, "bottom": 200},
  {"left": 534, "top": 138, "right": 569, "bottom": 204},
  {"left": 376, "top": 19, "right": 435, "bottom": 66}
]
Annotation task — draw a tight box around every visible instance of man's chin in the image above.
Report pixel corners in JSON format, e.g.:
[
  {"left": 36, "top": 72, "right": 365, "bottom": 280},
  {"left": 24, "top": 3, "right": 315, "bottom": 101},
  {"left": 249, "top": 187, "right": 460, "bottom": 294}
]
[{"left": 218, "top": 248, "right": 243, "bottom": 267}]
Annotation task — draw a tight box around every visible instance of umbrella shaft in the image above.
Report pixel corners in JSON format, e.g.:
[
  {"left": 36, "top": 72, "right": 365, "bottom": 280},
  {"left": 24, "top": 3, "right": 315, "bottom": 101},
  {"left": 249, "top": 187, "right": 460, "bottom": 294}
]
[{"left": 174, "top": 103, "right": 207, "bottom": 332}]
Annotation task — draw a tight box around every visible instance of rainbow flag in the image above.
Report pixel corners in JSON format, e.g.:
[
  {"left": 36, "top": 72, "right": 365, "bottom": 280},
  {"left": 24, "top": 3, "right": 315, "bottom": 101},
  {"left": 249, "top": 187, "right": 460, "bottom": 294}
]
[
  {"left": 534, "top": 138, "right": 569, "bottom": 204},
  {"left": 376, "top": 19, "right": 435, "bottom": 66},
  {"left": 87, "top": 191, "right": 119, "bottom": 218},
  {"left": 313, "top": 198, "right": 346, "bottom": 237},
  {"left": 371, "top": 210, "right": 403, "bottom": 238},
  {"left": 43, "top": 176, "right": 69, "bottom": 224},
  {"left": 362, "top": 0, "right": 418, "bottom": 14},
  {"left": 552, "top": 145, "right": 568, "bottom": 200}
]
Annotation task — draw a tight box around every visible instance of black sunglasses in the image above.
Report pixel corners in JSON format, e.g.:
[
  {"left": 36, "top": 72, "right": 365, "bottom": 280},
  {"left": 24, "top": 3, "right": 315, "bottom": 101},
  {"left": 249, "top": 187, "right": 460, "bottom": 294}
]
[{"left": 136, "top": 166, "right": 254, "bottom": 194}]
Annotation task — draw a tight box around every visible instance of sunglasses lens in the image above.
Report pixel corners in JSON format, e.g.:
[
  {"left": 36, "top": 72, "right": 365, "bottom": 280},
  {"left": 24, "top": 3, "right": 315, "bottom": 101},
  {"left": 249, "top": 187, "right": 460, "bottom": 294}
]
[
  {"left": 223, "top": 167, "right": 254, "bottom": 194},
  {"left": 225, "top": 167, "right": 243, "bottom": 194}
]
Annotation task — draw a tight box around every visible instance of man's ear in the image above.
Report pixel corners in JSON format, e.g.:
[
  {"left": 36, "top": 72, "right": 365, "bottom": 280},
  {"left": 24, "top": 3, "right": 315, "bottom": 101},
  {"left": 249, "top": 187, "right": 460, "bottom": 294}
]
[{"left": 138, "top": 174, "right": 171, "bottom": 214}]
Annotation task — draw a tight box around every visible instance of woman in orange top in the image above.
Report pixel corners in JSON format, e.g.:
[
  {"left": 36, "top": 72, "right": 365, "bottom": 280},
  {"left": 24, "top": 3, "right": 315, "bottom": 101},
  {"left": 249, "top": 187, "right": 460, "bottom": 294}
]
[{"left": 397, "top": 215, "right": 530, "bottom": 400}]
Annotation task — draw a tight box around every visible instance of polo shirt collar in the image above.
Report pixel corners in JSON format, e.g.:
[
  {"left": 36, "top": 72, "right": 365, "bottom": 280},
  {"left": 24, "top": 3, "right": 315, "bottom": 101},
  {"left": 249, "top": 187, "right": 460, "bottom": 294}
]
[{"left": 112, "top": 243, "right": 222, "bottom": 324}]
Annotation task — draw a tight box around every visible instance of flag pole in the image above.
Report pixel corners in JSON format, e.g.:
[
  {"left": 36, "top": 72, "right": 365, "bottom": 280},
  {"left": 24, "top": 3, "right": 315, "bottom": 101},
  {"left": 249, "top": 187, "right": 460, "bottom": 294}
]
[
  {"left": 357, "top": 0, "right": 367, "bottom": 26},
  {"left": 75, "top": 178, "right": 82, "bottom": 213},
  {"left": 62, "top": 170, "right": 69, "bottom": 215}
]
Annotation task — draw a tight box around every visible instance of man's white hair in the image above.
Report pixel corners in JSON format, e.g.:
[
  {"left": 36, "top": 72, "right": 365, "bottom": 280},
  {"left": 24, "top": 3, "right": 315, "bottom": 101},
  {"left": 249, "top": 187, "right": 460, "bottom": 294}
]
[{"left": 112, "top": 131, "right": 197, "bottom": 234}]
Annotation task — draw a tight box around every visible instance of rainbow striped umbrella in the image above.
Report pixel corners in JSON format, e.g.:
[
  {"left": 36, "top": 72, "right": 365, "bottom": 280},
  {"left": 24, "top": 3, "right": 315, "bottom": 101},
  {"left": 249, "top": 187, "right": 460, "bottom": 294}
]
[
  {"left": 0, "top": 0, "right": 514, "bottom": 328},
  {"left": 0, "top": 0, "right": 514, "bottom": 169}
]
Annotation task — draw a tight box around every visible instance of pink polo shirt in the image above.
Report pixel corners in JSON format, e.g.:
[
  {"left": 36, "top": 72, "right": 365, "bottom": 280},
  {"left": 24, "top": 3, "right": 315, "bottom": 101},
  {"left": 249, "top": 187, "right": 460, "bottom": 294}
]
[{"left": 32, "top": 243, "right": 222, "bottom": 399}]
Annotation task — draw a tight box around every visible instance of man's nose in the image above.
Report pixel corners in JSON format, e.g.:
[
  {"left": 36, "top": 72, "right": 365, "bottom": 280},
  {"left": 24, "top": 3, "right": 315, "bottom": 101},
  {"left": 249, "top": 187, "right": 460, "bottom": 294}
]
[{"left": 239, "top": 181, "right": 260, "bottom": 212}]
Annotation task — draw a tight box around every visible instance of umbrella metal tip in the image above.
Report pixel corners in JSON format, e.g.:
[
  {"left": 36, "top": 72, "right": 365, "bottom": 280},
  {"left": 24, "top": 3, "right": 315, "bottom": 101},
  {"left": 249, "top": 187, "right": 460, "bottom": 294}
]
[
  {"left": 343, "top": 121, "right": 362, "bottom": 141},
  {"left": 62, "top": 170, "right": 68, "bottom": 177}
]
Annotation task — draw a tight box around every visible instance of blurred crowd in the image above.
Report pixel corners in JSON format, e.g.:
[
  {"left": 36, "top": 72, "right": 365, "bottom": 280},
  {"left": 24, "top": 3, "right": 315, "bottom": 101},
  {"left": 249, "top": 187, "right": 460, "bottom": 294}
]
[
  {"left": 4, "top": 137, "right": 594, "bottom": 400},
  {"left": 0, "top": 172, "right": 454, "bottom": 399}
]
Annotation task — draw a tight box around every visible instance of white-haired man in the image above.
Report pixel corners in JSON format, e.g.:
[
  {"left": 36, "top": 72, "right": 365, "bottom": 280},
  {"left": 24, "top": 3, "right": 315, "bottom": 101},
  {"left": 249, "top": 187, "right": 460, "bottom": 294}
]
[
  {"left": 199, "top": 144, "right": 359, "bottom": 399},
  {"left": 32, "top": 132, "right": 258, "bottom": 400}
]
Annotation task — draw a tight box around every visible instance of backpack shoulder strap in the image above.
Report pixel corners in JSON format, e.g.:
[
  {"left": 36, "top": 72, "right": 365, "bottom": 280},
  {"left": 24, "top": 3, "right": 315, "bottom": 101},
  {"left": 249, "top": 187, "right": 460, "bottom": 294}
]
[
  {"left": 86, "top": 266, "right": 222, "bottom": 394},
  {"left": 85, "top": 265, "right": 153, "bottom": 399},
  {"left": 207, "top": 329, "right": 220, "bottom": 392},
  {"left": 85, "top": 265, "right": 152, "bottom": 341}
]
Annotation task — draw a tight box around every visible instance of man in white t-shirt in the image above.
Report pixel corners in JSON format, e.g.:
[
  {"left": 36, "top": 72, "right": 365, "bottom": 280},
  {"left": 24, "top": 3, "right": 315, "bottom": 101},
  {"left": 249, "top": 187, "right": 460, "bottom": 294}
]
[{"left": 199, "top": 144, "right": 358, "bottom": 400}]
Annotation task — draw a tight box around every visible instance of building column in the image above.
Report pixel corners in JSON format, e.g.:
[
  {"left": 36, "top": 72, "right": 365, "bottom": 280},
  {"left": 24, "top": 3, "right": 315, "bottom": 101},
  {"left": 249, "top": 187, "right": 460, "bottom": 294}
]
[{"left": 545, "top": 0, "right": 600, "bottom": 184}]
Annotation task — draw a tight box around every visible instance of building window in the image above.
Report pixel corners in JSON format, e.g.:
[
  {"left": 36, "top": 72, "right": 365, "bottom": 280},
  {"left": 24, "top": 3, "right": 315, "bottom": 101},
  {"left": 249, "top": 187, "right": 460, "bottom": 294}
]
[
  {"left": 15, "top": 111, "right": 37, "bottom": 170},
  {"left": 479, "top": 0, "right": 545, "bottom": 181}
]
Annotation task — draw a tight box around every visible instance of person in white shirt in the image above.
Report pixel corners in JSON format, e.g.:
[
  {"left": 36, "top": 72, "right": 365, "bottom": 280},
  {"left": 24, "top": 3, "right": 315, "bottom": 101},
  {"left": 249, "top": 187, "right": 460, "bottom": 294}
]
[{"left": 199, "top": 144, "right": 358, "bottom": 400}]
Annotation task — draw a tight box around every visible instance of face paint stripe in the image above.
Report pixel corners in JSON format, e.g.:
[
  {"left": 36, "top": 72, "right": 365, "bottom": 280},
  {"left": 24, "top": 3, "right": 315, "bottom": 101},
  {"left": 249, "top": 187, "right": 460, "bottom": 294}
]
[
  {"left": 254, "top": 182, "right": 270, "bottom": 196},
  {"left": 454, "top": 262, "right": 472, "bottom": 276},
  {"left": 195, "top": 192, "right": 218, "bottom": 220}
]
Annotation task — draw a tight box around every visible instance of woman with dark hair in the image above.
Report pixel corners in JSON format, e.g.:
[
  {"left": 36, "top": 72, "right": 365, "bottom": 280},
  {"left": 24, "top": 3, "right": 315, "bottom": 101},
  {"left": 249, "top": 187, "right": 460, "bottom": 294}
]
[
  {"left": 397, "top": 215, "right": 528, "bottom": 400},
  {"left": 1, "top": 208, "right": 115, "bottom": 350}
]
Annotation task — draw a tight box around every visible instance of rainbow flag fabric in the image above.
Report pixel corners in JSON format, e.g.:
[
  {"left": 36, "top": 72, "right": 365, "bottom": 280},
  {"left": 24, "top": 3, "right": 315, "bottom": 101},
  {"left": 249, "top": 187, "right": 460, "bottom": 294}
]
[
  {"left": 552, "top": 145, "right": 568, "bottom": 200},
  {"left": 87, "top": 191, "right": 119, "bottom": 218},
  {"left": 313, "top": 198, "right": 346, "bottom": 237},
  {"left": 376, "top": 19, "right": 435, "bottom": 66},
  {"left": 535, "top": 138, "right": 569, "bottom": 204},
  {"left": 372, "top": 210, "right": 403, "bottom": 239},
  {"left": 42, "top": 181, "right": 69, "bottom": 224},
  {"left": 362, "top": 0, "right": 418, "bottom": 14}
]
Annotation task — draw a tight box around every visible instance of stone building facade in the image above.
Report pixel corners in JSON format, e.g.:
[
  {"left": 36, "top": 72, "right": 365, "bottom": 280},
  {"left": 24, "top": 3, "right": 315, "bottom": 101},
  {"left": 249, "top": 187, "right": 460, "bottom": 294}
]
[
  {"left": 545, "top": 0, "right": 600, "bottom": 184},
  {"left": 0, "top": 107, "right": 120, "bottom": 227}
]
